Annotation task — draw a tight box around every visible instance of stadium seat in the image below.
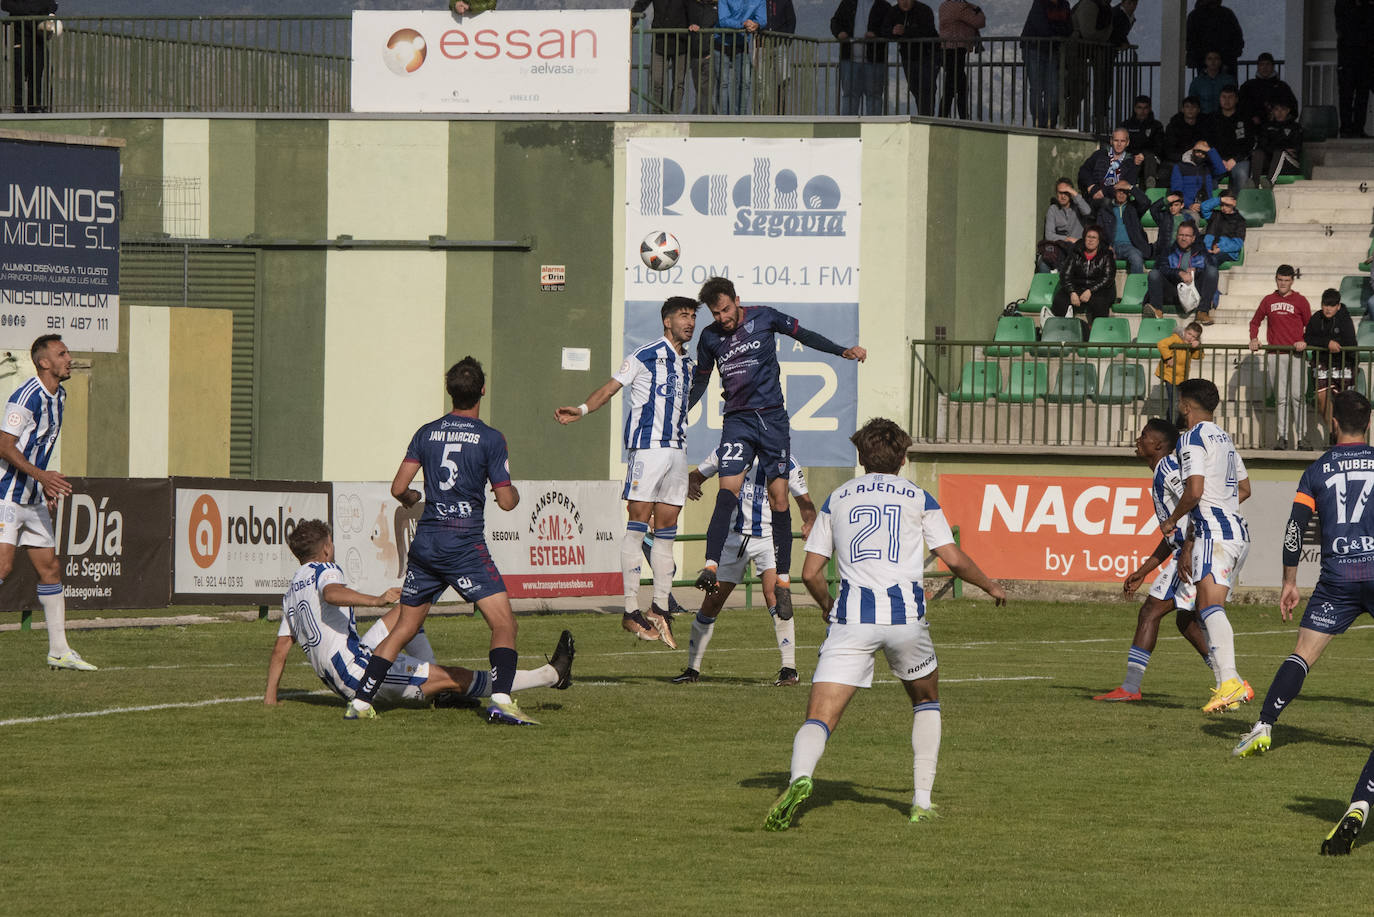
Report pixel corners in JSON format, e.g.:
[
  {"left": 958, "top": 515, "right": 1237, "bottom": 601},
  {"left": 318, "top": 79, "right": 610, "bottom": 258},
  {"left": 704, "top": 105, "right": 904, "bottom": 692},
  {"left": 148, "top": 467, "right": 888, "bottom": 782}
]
[
  {"left": 1046, "top": 362, "right": 1098, "bottom": 403},
  {"left": 1096, "top": 363, "right": 1148, "bottom": 404},
  {"left": 1341, "top": 275, "right": 1372, "bottom": 316},
  {"left": 1020, "top": 273, "right": 1060, "bottom": 314},
  {"left": 1218, "top": 247, "right": 1245, "bottom": 270},
  {"left": 1077, "top": 317, "right": 1131, "bottom": 357},
  {"left": 1139, "top": 188, "right": 1169, "bottom": 229},
  {"left": 1040, "top": 316, "right": 1084, "bottom": 343},
  {"left": 986, "top": 315, "right": 1036, "bottom": 356},
  {"left": 1300, "top": 105, "right": 1338, "bottom": 143},
  {"left": 1358, "top": 368, "right": 1369, "bottom": 398},
  {"left": 997, "top": 360, "right": 1049, "bottom": 403},
  {"left": 1236, "top": 189, "right": 1276, "bottom": 227},
  {"left": 1115, "top": 274, "right": 1148, "bottom": 314},
  {"left": 948, "top": 360, "right": 998, "bottom": 402},
  {"left": 1129, "top": 316, "right": 1177, "bottom": 358},
  {"left": 1359, "top": 321, "right": 1374, "bottom": 348}
]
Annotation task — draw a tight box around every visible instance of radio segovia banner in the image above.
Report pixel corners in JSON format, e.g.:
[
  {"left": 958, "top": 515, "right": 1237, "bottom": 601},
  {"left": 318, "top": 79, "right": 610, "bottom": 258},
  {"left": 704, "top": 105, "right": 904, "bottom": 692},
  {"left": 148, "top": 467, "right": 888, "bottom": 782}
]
[
  {"left": 351, "top": 10, "right": 631, "bottom": 113},
  {"left": 0, "top": 138, "right": 119, "bottom": 353},
  {"left": 624, "top": 138, "right": 862, "bottom": 466}
]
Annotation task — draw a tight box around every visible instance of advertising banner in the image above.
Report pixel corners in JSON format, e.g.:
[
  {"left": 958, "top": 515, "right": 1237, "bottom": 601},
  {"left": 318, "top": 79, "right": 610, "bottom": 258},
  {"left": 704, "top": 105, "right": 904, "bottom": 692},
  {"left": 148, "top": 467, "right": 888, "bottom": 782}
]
[
  {"left": 484, "top": 480, "right": 622, "bottom": 598},
  {"left": 0, "top": 138, "right": 120, "bottom": 352},
  {"left": 0, "top": 478, "right": 170, "bottom": 611},
  {"left": 625, "top": 138, "right": 862, "bottom": 466},
  {"left": 351, "top": 10, "right": 631, "bottom": 113},
  {"left": 1240, "top": 478, "right": 1320, "bottom": 588},
  {"left": 172, "top": 479, "right": 331, "bottom": 604},
  {"left": 331, "top": 481, "right": 428, "bottom": 599}
]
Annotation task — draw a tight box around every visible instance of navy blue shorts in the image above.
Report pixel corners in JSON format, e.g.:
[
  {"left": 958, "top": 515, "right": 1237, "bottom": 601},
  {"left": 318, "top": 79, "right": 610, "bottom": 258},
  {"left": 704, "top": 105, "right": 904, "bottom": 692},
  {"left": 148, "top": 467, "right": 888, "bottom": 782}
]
[
  {"left": 401, "top": 535, "right": 506, "bottom": 606},
  {"left": 1299, "top": 580, "right": 1374, "bottom": 635},
  {"left": 718, "top": 407, "right": 791, "bottom": 479}
]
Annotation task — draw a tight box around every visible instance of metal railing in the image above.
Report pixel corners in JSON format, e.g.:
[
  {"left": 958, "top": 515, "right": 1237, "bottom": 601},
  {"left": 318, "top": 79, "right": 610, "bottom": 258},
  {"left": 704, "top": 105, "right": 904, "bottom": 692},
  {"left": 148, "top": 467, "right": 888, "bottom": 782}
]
[{"left": 911, "top": 337, "right": 1370, "bottom": 452}]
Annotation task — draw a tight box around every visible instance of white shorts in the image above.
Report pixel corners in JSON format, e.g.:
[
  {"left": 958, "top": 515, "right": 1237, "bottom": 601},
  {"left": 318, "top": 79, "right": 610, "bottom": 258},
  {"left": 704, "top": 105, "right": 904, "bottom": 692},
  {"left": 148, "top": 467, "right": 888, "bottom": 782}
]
[
  {"left": 329, "top": 649, "right": 430, "bottom": 706},
  {"left": 623, "top": 447, "right": 688, "bottom": 506},
  {"left": 1148, "top": 551, "right": 1197, "bottom": 611},
  {"left": 0, "top": 500, "right": 56, "bottom": 549},
  {"left": 1191, "top": 538, "right": 1249, "bottom": 592},
  {"left": 813, "top": 620, "right": 937, "bottom": 688},
  {"left": 717, "top": 529, "right": 776, "bottom": 584}
]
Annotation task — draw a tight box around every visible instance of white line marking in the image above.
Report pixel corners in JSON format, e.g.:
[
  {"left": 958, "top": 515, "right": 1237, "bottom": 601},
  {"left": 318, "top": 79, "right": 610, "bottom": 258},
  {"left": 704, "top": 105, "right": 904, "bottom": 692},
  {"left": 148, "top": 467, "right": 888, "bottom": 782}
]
[{"left": 0, "top": 691, "right": 327, "bottom": 728}]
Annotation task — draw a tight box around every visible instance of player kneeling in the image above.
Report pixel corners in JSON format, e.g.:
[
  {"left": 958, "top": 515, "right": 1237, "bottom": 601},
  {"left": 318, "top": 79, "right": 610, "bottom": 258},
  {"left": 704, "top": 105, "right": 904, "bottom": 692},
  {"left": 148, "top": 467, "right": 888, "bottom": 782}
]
[
  {"left": 764, "top": 419, "right": 1005, "bottom": 831},
  {"left": 264, "top": 520, "right": 573, "bottom": 713}
]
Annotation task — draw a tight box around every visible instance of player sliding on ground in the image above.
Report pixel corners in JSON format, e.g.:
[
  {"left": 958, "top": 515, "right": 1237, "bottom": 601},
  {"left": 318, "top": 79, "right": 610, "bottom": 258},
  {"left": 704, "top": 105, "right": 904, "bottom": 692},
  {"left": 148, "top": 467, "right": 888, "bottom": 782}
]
[
  {"left": 1095, "top": 419, "right": 1222, "bottom": 701},
  {"left": 764, "top": 419, "right": 1005, "bottom": 831},
  {"left": 1157, "top": 378, "right": 1253, "bottom": 713},
  {"left": 1234, "top": 390, "right": 1374, "bottom": 758},
  {"left": 264, "top": 520, "right": 573, "bottom": 710},
  {"left": 687, "top": 277, "right": 866, "bottom": 619}
]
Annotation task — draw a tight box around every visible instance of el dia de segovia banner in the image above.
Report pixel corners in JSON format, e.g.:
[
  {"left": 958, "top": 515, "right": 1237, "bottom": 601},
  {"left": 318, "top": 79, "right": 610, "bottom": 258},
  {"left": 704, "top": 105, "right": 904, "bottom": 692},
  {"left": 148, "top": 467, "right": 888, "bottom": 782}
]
[
  {"left": 625, "top": 137, "right": 861, "bottom": 467},
  {"left": 0, "top": 137, "right": 120, "bottom": 353}
]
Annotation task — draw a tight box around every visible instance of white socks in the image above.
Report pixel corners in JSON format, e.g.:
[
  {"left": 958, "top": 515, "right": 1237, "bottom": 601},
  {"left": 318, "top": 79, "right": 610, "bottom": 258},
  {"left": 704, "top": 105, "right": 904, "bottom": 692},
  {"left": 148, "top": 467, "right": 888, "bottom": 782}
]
[
  {"left": 512, "top": 664, "right": 558, "bottom": 691},
  {"left": 622, "top": 523, "right": 647, "bottom": 614},
  {"left": 771, "top": 612, "right": 796, "bottom": 668},
  {"left": 650, "top": 527, "right": 676, "bottom": 607},
  {"left": 912, "top": 702, "right": 942, "bottom": 809},
  {"left": 687, "top": 612, "right": 715, "bottom": 671},
  {"left": 790, "top": 719, "right": 830, "bottom": 781},
  {"left": 38, "top": 582, "right": 69, "bottom": 657},
  {"left": 1199, "top": 605, "right": 1239, "bottom": 681}
]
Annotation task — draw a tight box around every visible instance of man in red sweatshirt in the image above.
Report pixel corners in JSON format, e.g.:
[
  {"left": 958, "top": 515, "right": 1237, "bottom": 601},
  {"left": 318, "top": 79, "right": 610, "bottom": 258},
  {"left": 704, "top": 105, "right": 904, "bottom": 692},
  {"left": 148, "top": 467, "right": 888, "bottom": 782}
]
[{"left": 1248, "top": 264, "right": 1312, "bottom": 450}]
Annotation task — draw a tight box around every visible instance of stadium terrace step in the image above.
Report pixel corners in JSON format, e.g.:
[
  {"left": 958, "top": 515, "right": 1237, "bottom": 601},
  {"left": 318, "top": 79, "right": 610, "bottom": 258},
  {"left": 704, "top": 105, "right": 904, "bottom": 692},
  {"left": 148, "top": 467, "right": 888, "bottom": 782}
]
[
  {"left": 1307, "top": 139, "right": 1374, "bottom": 167},
  {"left": 1273, "top": 207, "right": 1374, "bottom": 224},
  {"left": 1311, "top": 166, "right": 1374, "bottom": 181},
  {"left": 1221, "top": 274, "right": 1350, "bottom": 298},
  {"left": 1272, "top": 189, "right": 1374, "bottom": 211}
]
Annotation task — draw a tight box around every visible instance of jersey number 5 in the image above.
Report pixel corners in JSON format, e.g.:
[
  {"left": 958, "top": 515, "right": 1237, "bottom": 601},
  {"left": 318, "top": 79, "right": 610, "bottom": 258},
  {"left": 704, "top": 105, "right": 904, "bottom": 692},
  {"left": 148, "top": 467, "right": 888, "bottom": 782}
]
[{"left": 438, "top": 443, "right": 463, "bottom": 491}]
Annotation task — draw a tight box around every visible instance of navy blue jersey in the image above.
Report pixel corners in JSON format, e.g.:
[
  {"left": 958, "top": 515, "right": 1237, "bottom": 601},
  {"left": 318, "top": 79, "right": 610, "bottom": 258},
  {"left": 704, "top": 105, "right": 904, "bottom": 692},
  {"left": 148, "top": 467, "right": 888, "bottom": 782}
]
[
  {"left": 1295, "top": 443, "right": 1374, "bottom": 583},
  {"left": 403, "top": 413, "right": 511, "bottom": 540},
  {"left": 694, "top": 305, "right": 799, "bottom": 415}
]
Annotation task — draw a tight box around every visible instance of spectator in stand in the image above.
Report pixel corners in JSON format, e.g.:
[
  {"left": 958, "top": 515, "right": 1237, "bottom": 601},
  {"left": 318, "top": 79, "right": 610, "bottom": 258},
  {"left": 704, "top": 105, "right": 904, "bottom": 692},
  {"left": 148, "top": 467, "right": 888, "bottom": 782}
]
[
  {"left": 1188, "top": 51, "right": 1230, "bottom": 114},
  {"left": 759, "top": 0, "right": 798, "bottom": 114},
  {"left": 1156, "top": 321, "right": 1205, "bottom": 419},
  {"left": 1147, "top": 222, "right": 1217, "bottom": 324},
  {"left": 1334, "top": 0, "right": 1373, "bottom": 138},
  {"left": 633, "top": 0, "right": 691, "bottom": 114},
  {"left": 1254, "top": 98, "right": 1304, "bottom": 187},
  {"left": 715, "top": 0, "right": 766, "bottom": 115},
  {"left": 1185, "top": 0, "right": 1243, "bottom": 79},
  {"left": 1248, "top": 264, "right": 1312, "bottom": 450},
  {"left": 1305, "top": 288, "right": 1359, "bottom": 445},
  {"left": 1050, "top": 225, "right": 1116, "bottom": 335},
  {"left": 1079, "top": 128, "right": 1142, "bottom": 209},
  {"left": 1020, "top": 0, "right": 1073, "bottom": 129},
  {"left": 937, "top": 1, "right": 984, "bottom": 120},
  {"left": 685, "top": 0, "right": 719, "bottom": 115},
  {"left": 1200, "top": 187, "right": 1246, "bottom": 268},
  {"left": 1109, "top": 0, "right": 1139, "bottom": 124},
  {"left": 1097, "top": 181, "right": 1152, "bottom": 275},
  {"left": 1038, "top": 178, "right": 1091, "bottom": 273},
  {"left": 1163, "top": 96, "right": 1207, "bottom": 166},
  {"left": 832, "top": 0, "right": 893, "bottom": 116},
  {"left": 4, "top": 0, "right": 57, "bottom": 113},
  {"left": 1066, "top": 0, "right": 1113, "bottom": 133},
  {"left": 1170, "top": 140, "right": 1227, "bottom": 213},
  {"left": 1120, "top": 95, "right": 1164, "bottom": 187},
  {"left": 1205, "top": 84, "right": 1253, "bottom": 188},
  {"left": 1238, "top": 53, "right": 1297, "bottom": 128},
  {"left": 1148, "top": 190, "right": 1200, "bottom": 264},
  {"left": 885, "top": 0, "right": 938, "bottom": 116}
]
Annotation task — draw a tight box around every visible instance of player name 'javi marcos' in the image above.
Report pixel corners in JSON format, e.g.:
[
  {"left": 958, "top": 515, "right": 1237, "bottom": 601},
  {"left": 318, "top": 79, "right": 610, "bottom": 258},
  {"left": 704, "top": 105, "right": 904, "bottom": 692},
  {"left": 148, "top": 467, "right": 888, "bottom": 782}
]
[{"left": 426, "top": 430, "right": 481, "bottom": 443}]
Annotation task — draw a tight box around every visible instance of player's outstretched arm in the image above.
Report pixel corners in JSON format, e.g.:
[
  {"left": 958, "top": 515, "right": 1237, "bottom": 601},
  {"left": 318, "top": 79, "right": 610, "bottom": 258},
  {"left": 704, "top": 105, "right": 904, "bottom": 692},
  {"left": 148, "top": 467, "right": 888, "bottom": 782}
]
[
  {"left": 932, "top": 543, "right": 1007, "bottom": 605},
  {"left": 788, "top": 325, "right": 866, "bottom": 363},
  {"left": 391, "top": 460, "right": 422, "bottom": 507},
  {"left": 555, "top": 378, "right": 622, "bottom": 425},
  {"left": 801, "top": 551, "right": 833, "bottom": 620},
  {"left": 322, "top": 584, "right": 402, "bottom": 609},
  {"left": 264, "top": 634, "right": 295, "bottom": 705}
]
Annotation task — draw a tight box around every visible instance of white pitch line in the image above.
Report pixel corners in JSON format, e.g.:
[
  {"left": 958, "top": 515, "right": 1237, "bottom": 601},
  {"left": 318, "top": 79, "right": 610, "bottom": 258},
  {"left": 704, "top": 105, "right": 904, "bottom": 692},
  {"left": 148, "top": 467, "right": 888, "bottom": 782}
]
[{"left": 0, "top": 691, "right": 328, "bottom": 728}]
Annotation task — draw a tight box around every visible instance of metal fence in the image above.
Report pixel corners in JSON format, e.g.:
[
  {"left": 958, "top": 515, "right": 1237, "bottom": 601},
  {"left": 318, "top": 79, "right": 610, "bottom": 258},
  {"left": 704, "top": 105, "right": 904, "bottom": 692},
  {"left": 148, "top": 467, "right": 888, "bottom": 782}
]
[{"left": 911, "top": 338, "right": 1369, "bottom": 452}]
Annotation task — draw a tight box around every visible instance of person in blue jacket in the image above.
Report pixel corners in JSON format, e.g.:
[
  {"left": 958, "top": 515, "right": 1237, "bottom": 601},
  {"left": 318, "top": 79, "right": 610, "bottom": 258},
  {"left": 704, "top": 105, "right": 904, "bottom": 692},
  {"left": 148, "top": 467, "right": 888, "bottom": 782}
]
[{"left": 716, "top": 0, "right": 767, "bottom": 113}]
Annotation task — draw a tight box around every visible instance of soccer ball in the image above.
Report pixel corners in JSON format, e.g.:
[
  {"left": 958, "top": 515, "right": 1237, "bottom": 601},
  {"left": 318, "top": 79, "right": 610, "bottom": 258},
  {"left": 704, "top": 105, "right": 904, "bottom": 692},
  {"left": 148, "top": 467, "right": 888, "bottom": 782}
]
[{"left": 639, "top": 231, "right": 681, "bottom": 271}]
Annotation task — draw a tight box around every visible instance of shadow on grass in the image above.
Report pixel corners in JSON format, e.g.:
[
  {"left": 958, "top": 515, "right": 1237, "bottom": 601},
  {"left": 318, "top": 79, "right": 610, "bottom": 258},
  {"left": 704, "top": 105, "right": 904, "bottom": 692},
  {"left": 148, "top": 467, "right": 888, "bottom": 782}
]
[
  {"left": 738, "top": 772, "right": 909, "bottom": 827},
  {"left": 1200, "top": 719, "right": 1370, "bottom": 750},
  {"left": 1287, "top": 794, "right": 1357, "bottom": 827},
  {"left": 1049, "top": 683, "right": 1188, "bottom": 710},
  {"left": 1296, "top": 693, "right": 1374, "bottom": 711}
]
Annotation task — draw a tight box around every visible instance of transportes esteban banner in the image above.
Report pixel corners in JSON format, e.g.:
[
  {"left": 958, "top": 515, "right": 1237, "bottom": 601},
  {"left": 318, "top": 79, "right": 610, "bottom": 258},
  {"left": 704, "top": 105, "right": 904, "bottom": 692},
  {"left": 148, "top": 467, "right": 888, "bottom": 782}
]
[{"left": 483, "top": 480, "right": 622, "bottom": 598}]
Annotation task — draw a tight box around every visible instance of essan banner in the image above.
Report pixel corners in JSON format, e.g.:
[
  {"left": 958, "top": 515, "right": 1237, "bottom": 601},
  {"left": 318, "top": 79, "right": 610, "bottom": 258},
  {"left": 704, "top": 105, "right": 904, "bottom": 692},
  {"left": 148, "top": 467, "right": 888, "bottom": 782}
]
[{"left": 351, "top": 10, "right": 631, "bottom": 113}]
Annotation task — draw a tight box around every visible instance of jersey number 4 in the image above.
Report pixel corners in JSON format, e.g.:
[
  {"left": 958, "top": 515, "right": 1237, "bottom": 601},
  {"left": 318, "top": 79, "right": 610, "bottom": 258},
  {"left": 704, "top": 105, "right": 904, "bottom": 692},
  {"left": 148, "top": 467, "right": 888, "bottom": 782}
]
[{"left": 848, "top": 505, "right": 901, "bottom": 563}]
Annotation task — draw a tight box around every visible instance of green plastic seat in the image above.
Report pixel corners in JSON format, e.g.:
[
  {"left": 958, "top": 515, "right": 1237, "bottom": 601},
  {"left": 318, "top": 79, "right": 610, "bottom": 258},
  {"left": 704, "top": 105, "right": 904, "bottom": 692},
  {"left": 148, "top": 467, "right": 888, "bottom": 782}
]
[
  {"left": 1139, "top": 188, "right": 1169, "bottom": 229},
  {"left": 1341, "top": 275, "right": 1372, "bottom": 316},
  {"left": 1217, "top": 246, "right": 1246, "bottom": 270},
  {"left": 997, "top": 360, "right": 1049, "bottom": 403},
  {"left": 986, "top": 315, "right": 1036, "bottom": 356},
  {"left": 949, "top": 360, "right": 998, "bottom": 402},
  {"left": 1077, "top": 317, "right": 1131, "bottom": 357},
  {"left": 1129, "top": 316, "right": 1178, "bottom": 358},
  {"left": 1020, "top": 273, "right": 1060, "bottom": 313},
  {"left": 1096, "top": 363, "right": 1148, "bottom": 404},
  {"left": 1359, "top": 321, "right": 1374, "bottom": 348},
  {"left": 1041, "top": 316, "right": 1084, "bottom": 343},
  {"left": 1046, "top": 362, "right": 1098, "bottom": 403},
  {"left": 1358, "top": 368, "right": 1369, "bottom": 398},
  {"left": 1236, "top": 188, "right": 1276, "bottom": 227},
  {"left": 1115, "top": 274, "right": 1148, "bottom": 314}
]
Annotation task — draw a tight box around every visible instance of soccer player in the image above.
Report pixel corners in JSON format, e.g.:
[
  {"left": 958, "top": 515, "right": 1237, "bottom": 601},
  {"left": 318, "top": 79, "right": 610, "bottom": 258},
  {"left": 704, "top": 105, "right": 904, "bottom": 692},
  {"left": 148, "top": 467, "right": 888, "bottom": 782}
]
[
  {"left": 764, "top": 419, "right": 1005, "bottom": 831},
  {"left": 687, "top": 276, "right": 867, "bottom": 620},
  {"left": 1158, "top": 378, "right": 1253, "bottom": 713},
  {"left": 346, "top": 357, "right": 534, "bottom": 725},
  {"left": 672, "top": 447, "right": 816, "bottom": 686},
  {"left": 0, "top": 334, "right": 89, "bottom": 671},
  {"left": 556, "top": 296, "right": 699, "bottom": 648},
  {"left": 1321, "top": 753, "right": 1374, "bottom": 855},
  {"left": 1233, "top": 390, "right": 1374, "bottom": 758},
  {"left": 1095, "top": 419, "right": 1219, "bottom": 701},
  {"left": 263, "top": 520, "right": 573, "bottom": 708}
]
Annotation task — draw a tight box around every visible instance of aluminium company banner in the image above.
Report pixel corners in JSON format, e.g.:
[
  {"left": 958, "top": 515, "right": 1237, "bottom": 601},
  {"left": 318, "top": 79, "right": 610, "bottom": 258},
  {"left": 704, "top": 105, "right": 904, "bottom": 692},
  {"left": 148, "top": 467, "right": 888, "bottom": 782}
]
[
  {"left": 624, "top": 137, "right": 862, "bottom": 466},
  {"left": 351, "top": 10, "right": 631, "bottom": 113}
]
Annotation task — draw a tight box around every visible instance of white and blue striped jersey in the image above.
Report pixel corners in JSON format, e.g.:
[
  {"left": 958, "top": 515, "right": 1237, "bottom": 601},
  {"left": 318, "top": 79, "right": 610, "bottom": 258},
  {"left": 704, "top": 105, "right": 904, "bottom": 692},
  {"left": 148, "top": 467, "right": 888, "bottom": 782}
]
[
  {"left": 279, "top": 562, "right": 371, "bottom": 697},
  {"left": 696, "top": 448, "right": 807, "bottom": 537},
  {"left": 1150, "top": 454, "right": 1190, "bottom": 548},
  {"left": 804, "top": 473, "right": 955, "bottom": 626},
  {"left": 1176, "top": 420, "right": 1249, "bottom": 543},
  {"left": 613, "top": 336, "right": 694, "bottom": 450},
  {"left": 0, "top": 376, "right": 65, "bottom": 504}
]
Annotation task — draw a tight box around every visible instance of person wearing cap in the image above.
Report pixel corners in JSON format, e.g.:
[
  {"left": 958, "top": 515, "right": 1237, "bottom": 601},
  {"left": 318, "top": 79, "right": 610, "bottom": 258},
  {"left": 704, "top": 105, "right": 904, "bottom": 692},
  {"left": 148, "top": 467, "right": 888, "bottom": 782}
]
[
  {"left": 1201, "top": 187, "right": 1246, "bottom": 268},
  {"left": 1304, "top": 288, "right": 1359, "bottom": 445},
  {"left": 1248, "top": 265, "right": 1312, "bottom": 451}
]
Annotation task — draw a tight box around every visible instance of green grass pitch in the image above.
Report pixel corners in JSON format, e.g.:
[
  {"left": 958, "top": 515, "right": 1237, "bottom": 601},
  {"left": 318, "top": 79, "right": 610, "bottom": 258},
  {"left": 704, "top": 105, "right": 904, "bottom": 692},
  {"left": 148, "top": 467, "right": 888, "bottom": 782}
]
[{"left": 2, "top": 598, "right": 1372, "bottom": 914}]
